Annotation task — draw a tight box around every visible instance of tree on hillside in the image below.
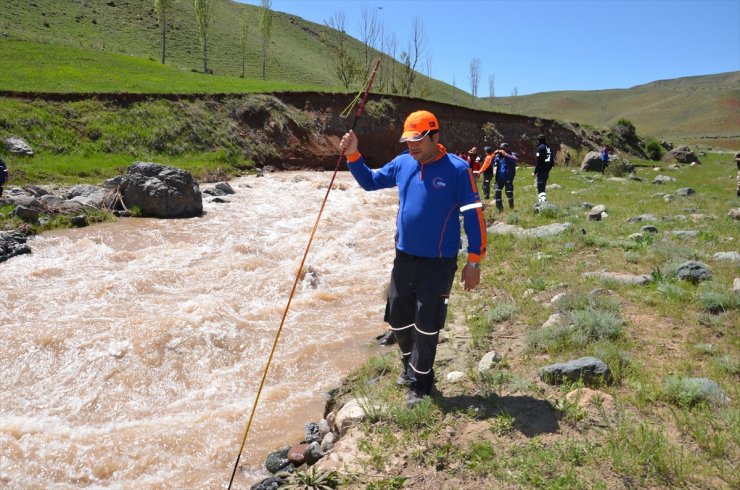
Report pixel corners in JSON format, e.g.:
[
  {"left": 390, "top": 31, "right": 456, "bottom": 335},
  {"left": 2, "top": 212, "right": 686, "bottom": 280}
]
[
  {"left": 511, "top": 86, "right": 518, "bottom": 112},
  {"left": 359, "top": 6, "right": 380, "bottom": 77},
  {"left": 194, "top": 0, "right": 215, "bottom": 74},
  {"left": 401, "top": 16, "right": 425, "bottom": 96},
  {"left": 489, "top": 74, "right": 495, "bottom": 110},
  {"left": 240, "top": 11, "right": 249, "bottom": 78},
  {"left": 380, "top": 28, "right": 398, "bottom": 93},
  {"left": 324, "top": 10, "right": 360, "bottom": 89},
  {"left": 154, "top": 0, "right": 174, "bottom": 64},
  {"left": 469, "top": 57, "right": 480, "bottom": 109},
  {"left": 259, "top": 0, "right": 273, "bottom": 80}
]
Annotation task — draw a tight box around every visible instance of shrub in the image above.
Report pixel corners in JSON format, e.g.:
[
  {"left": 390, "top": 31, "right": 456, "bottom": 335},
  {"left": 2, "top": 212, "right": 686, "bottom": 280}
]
[
  {"left": 487, "top": 302, "right": 517, "bottom": 325},
  {"left": 645, "top": 139, "right": 664, "bottom": 160},
  {"left": 696, "top": 281, "right": 739, "bottom": 313},
  {"left": 661, "top": 375, "right": 707, "bottom": 407}
]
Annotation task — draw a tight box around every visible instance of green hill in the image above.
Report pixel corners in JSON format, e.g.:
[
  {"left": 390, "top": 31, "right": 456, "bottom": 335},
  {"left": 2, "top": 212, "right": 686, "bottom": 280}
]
[
  {"left": 492, "top": 72, "right": 740, "bottom": 148},
  {"left": 1, "top": 0, "right": 472, "bottom": 105},
  {"left": 2, "top": 0, "right": 738, "bottom": 147}
]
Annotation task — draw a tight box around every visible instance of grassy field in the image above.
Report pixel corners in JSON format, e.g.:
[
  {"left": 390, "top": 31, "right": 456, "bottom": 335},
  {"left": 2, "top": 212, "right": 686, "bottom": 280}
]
[
  {"left": 313, "top": 153, "right": 739, "bottom": 489},
  {"left": 0, "top": 40, "right": 323, "bottom": 94},
  {"left": 0, "top": 0, "right": 473, "bottom": 106}
]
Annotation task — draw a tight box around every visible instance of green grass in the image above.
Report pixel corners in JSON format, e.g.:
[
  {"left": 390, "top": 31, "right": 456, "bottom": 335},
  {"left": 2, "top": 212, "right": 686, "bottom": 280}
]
[{"left": 0, "top": 40, "right": 321, "bottom": 93}]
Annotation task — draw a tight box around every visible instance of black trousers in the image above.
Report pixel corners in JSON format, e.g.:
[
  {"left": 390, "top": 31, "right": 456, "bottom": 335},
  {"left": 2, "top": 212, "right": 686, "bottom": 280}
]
[
  {"left": 384, "top": 250, "right": 457, "bottom": 392},
  {"left": 536, "top": 170, "right": 550, "bottom": 194},
  {"left": 482, "top": 171, "right": 493, "bottom": 199}
]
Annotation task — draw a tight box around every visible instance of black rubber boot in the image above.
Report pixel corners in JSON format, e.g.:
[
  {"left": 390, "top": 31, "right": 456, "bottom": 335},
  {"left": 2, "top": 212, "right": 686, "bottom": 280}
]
[{"left": 508, "top": 198, "right": 515, "bottom": 209}]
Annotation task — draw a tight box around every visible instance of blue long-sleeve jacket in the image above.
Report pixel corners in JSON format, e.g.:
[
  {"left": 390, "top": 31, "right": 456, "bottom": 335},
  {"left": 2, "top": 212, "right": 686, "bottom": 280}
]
[{"left": 347, "top": 145, "right": 487, "bottom": 262}]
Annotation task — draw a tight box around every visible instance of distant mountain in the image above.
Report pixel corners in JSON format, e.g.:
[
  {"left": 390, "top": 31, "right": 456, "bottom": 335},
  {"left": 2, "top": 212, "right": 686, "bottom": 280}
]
[{"left": 490, "top": 72, "right": 740, "bottom": 148}]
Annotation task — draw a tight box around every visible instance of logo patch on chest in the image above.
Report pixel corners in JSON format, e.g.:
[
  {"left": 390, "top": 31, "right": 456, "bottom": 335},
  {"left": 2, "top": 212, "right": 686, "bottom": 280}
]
[{"left": 432, "top": 177, "right": 447, "bottom": 189}]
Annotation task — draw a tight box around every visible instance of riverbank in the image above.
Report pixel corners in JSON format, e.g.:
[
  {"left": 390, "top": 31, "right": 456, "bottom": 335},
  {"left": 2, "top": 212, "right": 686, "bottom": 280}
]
[{"left": 248, "top": 155, "right": 739, "bottom": 489}]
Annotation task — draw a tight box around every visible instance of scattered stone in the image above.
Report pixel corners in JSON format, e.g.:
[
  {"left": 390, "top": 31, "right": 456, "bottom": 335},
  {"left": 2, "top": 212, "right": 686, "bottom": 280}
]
[
  {"left": 0, "top": 231, "right": 32, "bottom": 263},
  {"left": 675, "top": 187, "right": 695, "bottom": 196},
  {"left": 533, "top": 201, "right": 558, "bottom": 214},
  {"left": 320, "top": 431, "right": 336, "bottom": 452},
  {"left": 540, "top": 356, "right": 612, "bottom": 386},
  {"left": 287, "top": 443, "right": 309, "bottom": 466},
  {"left": 671, "top": 230, "right": 698, "bottom": 238},
  {"left": 334, "top": 398, "right": 373, "bottom": 436},
  {"left": 662, "top": 146, "right": 700, "bottom": 164},
  {"left": 4, "top": 136, "right": 34, "bottom": 155},
  {"left": 627, "top": 213, "right": 657, "bottom": 223},
  {"left": 663, "top": 194, "right": 674, "bottom": 203},
  {"left": 733, "top": 278, "right": 740, "bottom": 293},
  {"left": 477, "top": 351, "right": 503, "bottom": 373},
  {"left": 446, "top": 371, "right": 466, "bottom": 383},
  {"left": 303, "top": 441, "right": 324, "bottom": 465},
  {"left": 628, "top": 233, "right": 643, "bottom": 241},
  {"left": 304, "top": 422, "right": 321, "bottom": 444},
  {"left": 488, "top": 221, "right": 571, "bottom": 238},
  {"left": 69, "top": 215, "right": 88, "bottom": 227},
  {"left": 542, "top": 312, "right": 566, "bottom": 329},
  {"left": 728, "top": 208, "right": 740, "bottom": 220},
  {"left": 674, "top": 260, "right": 712, "bottom": 283},
  {"left": 12, "top": 205, "right": 40, "bottom": 223},
  {"left": 264, "top": 447, "right": 290, "bottom": 474},
  {"left": 713, "top": 251, "right": 740, "bottom": 262},
  {"left": 215, "top": 182, "right": 236, "bottom": 194},
  {"left": 211, "top": 197, "right": 229, "bottom": 203},
  {"left": 587, "top": 210, "right": 602, "bottom": 221},
  {"left": 582, "top": 271, "right": 651, "bottom": 285},
  {"left": 652, "top": 175, "right": 675, "bottom": 185},
  {"left": 250, "top": 476, "right": 283, "bottom": 490},
  {"left": 550, "top": 292, "right": 568, "bottom": 305},
  {"left": 640, "top": 225, "right": 659, "bottom": 233}
]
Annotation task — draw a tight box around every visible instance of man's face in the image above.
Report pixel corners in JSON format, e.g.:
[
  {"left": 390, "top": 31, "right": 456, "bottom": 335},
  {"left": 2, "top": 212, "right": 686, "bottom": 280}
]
[{"left": 406, "top": 133, "right": 439, "bottom": 164}]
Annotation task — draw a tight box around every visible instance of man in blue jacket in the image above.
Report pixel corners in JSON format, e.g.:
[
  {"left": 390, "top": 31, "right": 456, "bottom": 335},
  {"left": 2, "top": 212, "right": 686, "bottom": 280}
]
[
  {"left": 493, "top": 143, "right": 518, "bottom": 211},
  {"left": 339, "top": 110, "right": 487, "bottom": 407}
]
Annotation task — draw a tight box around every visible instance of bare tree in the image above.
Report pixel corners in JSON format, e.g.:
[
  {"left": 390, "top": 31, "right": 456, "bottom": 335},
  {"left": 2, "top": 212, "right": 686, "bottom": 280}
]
[
  {"left": 259, "top": 0, "right": 273, "bottom": 80},
  {"left": 194, "top": 0, "right": 215, "bottom": 73},
  {"left": 511, "top": 86, "right": 519, "bottom": 112},
  {"left": 469, "top": 57, "right": 480, "bottom": 108},
  {"left": 240, "top": 11, "right": 249, "bottom": 78},
  {"left": 358, "top": 6, "right": 380, "bottom": 76},
  {"left": 325, "top": 10, "right": 360, "bottom": 89},
  {"left": 488, "top": 74, "right": 495, "bottom": 110},
  {"left": 401, "top": 16, "right": 425, "bottom": 95},
  {"left": 384, "top": 29, "right": 398, "bottom": 93},
  {"left": 154, "top": 0, "right": 173, "bottom": 64}
]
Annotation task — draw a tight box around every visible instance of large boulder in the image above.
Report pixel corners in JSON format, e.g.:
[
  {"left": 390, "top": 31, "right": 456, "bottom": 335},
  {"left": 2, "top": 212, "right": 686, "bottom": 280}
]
[
  {"left": 662, "top": 146, "right": 700, "bottom": 164},
  {"left": 119, "top": 162, "right": 202, "bottom": 218},
  {"left": 580, "top": 151, "right": 605, "bottom": 172}
]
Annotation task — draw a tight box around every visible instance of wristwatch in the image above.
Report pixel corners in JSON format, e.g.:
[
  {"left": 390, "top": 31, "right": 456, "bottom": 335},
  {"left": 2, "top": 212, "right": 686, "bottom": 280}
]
[{"left": 466, "top": 262, "right": 480, "bottom": 269}]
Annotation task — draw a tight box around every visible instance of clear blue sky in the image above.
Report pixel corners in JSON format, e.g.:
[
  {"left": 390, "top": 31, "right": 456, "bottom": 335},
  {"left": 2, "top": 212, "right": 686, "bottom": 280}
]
[{"left": 236, "top": 0, "right": 740, "bottom": 96}]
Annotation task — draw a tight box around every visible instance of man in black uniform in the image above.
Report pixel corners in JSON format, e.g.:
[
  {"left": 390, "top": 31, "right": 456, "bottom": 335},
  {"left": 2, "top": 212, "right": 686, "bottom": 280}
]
[
  {"left": 0, "top": 157, "right": 9, "bottom": 197},
  {"left": 533, "top": 134, "right": 554, "bottom": 202}
]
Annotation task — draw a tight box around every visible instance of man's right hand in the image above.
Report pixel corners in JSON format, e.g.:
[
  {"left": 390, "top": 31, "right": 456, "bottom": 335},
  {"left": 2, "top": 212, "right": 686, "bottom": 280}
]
[{"left": 339, "top": 130, "right": 359, "bottom": 156}]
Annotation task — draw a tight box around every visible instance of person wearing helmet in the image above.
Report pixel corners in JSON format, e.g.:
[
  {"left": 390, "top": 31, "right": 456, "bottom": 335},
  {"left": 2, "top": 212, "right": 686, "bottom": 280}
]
[
  {"left": 534, "top": 134, "right": 554, "bottom": 202},
  {"left": 339, "top": 110, "right": 487, "bottom": 408},
  {"left": 493, "top": 142, "right": 518, "bottom": 211},
  {"left": 478, "top": 146, "right": 495, "bottom": 200}
]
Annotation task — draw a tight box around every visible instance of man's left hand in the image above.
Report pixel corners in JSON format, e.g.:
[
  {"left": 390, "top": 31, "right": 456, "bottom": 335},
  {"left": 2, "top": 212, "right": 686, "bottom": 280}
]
[{"left": 460, "top": 264, "right": 480, "bottom": 291}]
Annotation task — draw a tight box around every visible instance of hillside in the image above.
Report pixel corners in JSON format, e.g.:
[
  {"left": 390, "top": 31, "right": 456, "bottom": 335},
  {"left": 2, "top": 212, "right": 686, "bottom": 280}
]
[
  {"left": 493, "top": 72, "right": 740, "bottom": 149},
  {"left": 1, "top": 0, "right": 473, "bottom": 106}
]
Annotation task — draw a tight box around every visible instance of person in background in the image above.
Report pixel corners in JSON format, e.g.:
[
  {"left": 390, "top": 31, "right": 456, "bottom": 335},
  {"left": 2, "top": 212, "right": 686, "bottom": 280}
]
[
  {"left": 533, "top": 134, "right": 554, "bottom": 202},
  {"left": 600, "top": 145, "right": 609, "bottom": 173},
  {"left": 0, "top": 157, "right": 9, "bottom": 197},
  {"left": 493, "top": 143, "right": 518, "bottom": 211},
  {"left": 339, "top": 110, "right": 487, "bottom": 408},
  {"left": 478, "top": 146, "right": 495, "bottom": 200},
  {"left": 466, "top": 147, "right": 481, "bottom": 177}
]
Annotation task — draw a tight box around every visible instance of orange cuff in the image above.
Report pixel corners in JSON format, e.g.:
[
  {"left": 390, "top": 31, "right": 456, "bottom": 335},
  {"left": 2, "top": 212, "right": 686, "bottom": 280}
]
[
  {"left": 345, "top": 151, "right": 361, "bottom": 163},
  {"left": 467, "top": 253, "right": 481, "bottom": 263}
]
